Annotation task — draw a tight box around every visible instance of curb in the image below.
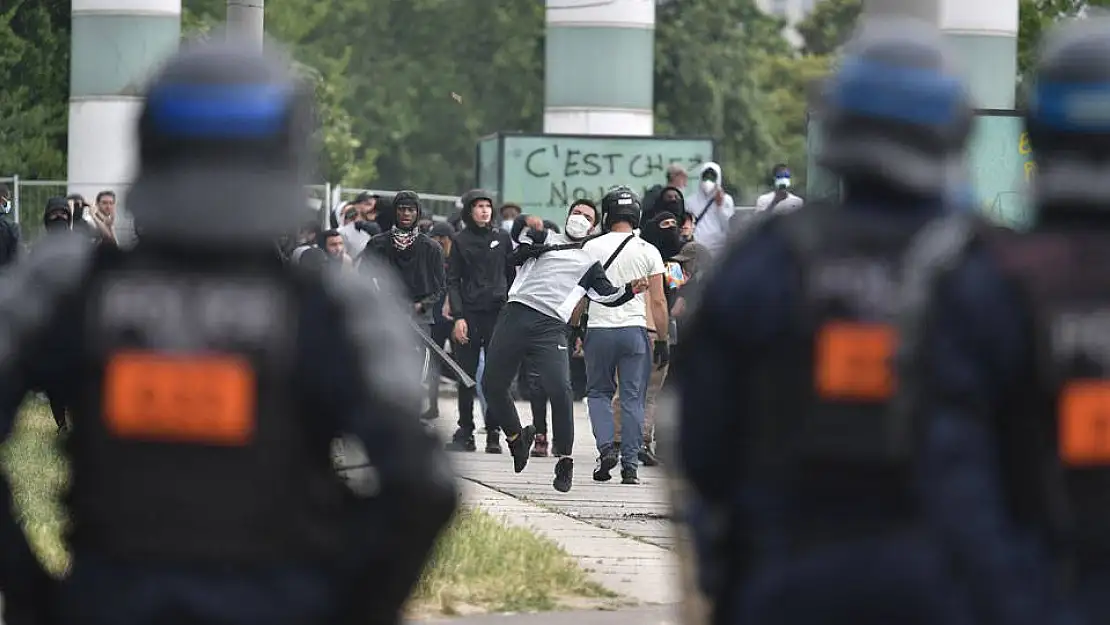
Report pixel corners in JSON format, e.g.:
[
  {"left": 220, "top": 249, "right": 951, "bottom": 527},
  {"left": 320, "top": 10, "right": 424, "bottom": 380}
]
[{"left": 459, "top": 479, "right": 681, "bottom": 605}]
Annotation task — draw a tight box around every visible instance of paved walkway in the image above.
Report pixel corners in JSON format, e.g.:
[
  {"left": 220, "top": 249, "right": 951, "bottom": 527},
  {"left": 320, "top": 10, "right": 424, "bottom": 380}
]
[
  {"left": 429, "top": 397, "right": 682, "bottom": 605},
  {"left": 417, "top": 605, "right": 678, "bottom": 625}
]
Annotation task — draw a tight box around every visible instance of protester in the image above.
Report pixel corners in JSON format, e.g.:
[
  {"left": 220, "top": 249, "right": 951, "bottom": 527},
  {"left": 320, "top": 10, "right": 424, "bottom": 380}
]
[
  {"left": 0, "top": 184, "right": 21, "bottom": 268},
  {"left": 359, "top": 190, "right": 446, "bottom": 342},
  {"left": 643, "top": 163, "right": 689, "bottom": 218},
  {"left": 426, "top": 221, "right": 457, "bottom": 421},
  {"left": 445, "top": 189, "right": 514, "bottom": 452},
  {"left": 482, "top": 200, "right": 648, "bottom": 493},
  {"left": 686, "top": 162, "right": 736, "bottom": 256},
  {"left": 754, "top": 163, "right": 804, "bottom": 213},
  {"left": 582, "top": 188, "right": 668, "bottom": 485},
  {"left": 499, "top": 203, "right": 522, "bottom": 233}
]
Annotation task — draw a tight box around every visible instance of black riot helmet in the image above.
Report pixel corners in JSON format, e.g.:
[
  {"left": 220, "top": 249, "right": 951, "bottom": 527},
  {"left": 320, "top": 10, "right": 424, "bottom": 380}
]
[
  {"left": 128, "top": 38, "right": 316, "bottom": 249},
  {"left": 1025, "top": 17, "right": 1110, "bottom": 211},
  {"left": 601, "top": 186, "right": 642, "bottom": 231},
  {"left": 817, "top": 17, "right": 973, "bottom": 199}
]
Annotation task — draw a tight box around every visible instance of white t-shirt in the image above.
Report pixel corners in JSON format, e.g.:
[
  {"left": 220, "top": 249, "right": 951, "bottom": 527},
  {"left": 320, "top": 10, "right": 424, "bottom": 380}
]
[
  {"left": 755, "top": 190, "right": 804, "bottom": 212},
  {"left": 583, "top": 231, "right": 665, "bottom": 329}
]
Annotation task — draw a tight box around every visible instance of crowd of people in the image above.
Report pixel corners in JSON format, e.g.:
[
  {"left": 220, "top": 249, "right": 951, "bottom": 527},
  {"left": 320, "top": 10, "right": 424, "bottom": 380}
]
[{"left": 268, "top": 156, "right": 807, "bottom": 492}]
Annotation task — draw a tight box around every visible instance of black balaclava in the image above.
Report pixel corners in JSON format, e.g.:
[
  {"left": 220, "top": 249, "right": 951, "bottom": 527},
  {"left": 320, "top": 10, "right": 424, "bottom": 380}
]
[
  {"left": 391, "top": 190, "right": 421, "bottom": 251},
  {"left": 641, "top": 211, "right": 682, "bottom": 260},
  {"left": 43, "top": 197, "right": 72, "bottom": 232}
]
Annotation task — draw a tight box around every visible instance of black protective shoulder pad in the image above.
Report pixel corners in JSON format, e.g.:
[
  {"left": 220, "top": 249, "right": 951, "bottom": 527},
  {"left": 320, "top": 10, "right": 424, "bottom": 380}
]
[
  {"left": 0, "top": 233, "right": 96, "bottom": 372},
  {"left": 321, "top": 257, "right": 426, "bottom": 419}
]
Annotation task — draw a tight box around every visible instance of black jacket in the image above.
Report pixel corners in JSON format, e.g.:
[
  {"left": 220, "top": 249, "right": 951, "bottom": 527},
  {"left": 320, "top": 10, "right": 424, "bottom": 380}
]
[
  {"left": 359, "top": 232, "right": 445, "bottom": 326},
  {"left": 447, "top": 223, "right": 514, "bottom": 318}
]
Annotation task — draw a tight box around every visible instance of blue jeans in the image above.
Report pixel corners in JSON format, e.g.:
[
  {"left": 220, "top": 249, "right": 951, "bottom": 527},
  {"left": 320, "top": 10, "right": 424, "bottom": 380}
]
[{"left": 584, "top": 326, "right": 651, "bottom": 469}]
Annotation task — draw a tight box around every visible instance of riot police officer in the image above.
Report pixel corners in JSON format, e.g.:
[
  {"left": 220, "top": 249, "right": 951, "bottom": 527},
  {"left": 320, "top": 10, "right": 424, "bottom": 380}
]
[
  {"left": 0, "top": 40, "right": 457, "bottom": 625},
  {"left": 677, "top": 17, "right": 975, "bottom": 625},
  {"left": 896, "top": 18, "right": 1110, "bottom": 625}
]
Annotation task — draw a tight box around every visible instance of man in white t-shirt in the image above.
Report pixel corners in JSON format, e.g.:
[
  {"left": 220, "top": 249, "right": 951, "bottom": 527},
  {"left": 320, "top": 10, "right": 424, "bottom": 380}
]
[
  {"left": 581, "top": 188, "right": 669, "bottom": 485},
  {"left": 754, "top": 163, "right": 805, "bottom": 213}
]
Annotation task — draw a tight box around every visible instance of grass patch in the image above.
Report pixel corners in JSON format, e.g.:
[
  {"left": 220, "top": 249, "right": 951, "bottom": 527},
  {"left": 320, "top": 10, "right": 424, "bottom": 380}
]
[{"left": 1, "top": 400, "right": 613, "bottom": 616}]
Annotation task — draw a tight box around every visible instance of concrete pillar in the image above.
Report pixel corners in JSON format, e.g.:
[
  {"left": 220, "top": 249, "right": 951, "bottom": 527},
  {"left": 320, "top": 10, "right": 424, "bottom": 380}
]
[
  {"left": 543, "top": 0, "right": 654, "bottom": 135},
  {"left": 68, "top": 0, "right": 181, "bottom": 238},
  {"left": 227, "top": 0, "right": 265, "bottom": 50},
  {"left": 863, "top": 0, "right": 1019, "bottom": 109}
]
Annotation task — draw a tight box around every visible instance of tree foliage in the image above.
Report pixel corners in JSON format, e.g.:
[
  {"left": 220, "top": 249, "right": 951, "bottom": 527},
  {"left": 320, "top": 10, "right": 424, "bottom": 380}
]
[
  {"left": 0, "top": 0, "right": 69, "bottom": 179},
  {"left": 2, "top": 0, "right": 1107, "bottom": 200},
  {"left": 796, "top": 0, "right": 861, "bottom": 56}
]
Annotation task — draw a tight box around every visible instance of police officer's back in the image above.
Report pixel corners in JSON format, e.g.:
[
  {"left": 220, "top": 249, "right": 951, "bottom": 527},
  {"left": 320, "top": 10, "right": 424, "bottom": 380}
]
[
  {"left": 678, "top": 17, "right": 975, "bottom": 625},
  {"left": 0, "top": 40, "right": 457, "bottom": 625},
  {"left": 897, "top": 18, "right": 1110, "bottom": 625}
]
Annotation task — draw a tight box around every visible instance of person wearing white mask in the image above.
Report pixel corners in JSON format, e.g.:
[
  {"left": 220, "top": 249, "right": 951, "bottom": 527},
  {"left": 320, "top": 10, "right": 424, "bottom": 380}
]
[
  {"left": 480, "top": 199, "right": 649, "bottom": 493},
  {"left": 499, "top": 202, "right": 522, "bottom": 236},
  {"left": 686, "top": 162, "right": 735, "bottom": 255},
  {"left": 755, "top": 163, "right": 805, "bottom": 213}
]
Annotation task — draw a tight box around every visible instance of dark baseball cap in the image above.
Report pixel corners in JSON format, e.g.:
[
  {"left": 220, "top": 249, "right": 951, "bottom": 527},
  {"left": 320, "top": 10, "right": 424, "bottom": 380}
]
[{"left": 353, "top": 191, "right": 377, "bottom": 204}]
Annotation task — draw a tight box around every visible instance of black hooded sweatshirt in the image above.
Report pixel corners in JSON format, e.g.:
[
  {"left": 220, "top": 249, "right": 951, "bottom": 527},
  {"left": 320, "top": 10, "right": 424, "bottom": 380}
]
[
  {"left": 447, "top": 190, "right": 515, "bottom": 317},
  {"left": 358, "top": 193, "right": 445, "bottom": 326}
]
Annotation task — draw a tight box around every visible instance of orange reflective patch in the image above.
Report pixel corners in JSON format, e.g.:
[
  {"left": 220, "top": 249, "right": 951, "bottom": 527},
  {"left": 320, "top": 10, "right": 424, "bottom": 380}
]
[
  {"left": 814, "top": 322, "right": 896, "bottom": 401},
  {"left": 1059, "top": 380, "right": 1110, "bottom": 466},
  {"left": 103, "top": 351, "right": 256, "bottom": 446}
]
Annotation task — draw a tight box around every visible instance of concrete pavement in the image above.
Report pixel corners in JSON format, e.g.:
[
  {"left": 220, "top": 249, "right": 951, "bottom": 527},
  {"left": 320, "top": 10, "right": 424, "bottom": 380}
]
[
  {"left": 417, "top": 605, "right": 678, "bottom": 625},
  {"left": 428, "top": 397, "right": 682, "bottom": 606}
]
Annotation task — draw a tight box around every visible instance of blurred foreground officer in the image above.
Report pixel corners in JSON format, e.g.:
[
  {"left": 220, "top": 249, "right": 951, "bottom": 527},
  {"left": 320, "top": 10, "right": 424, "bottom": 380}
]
[
  {"left": 897, "top": 18, "right": 1110, "bottom": 625},
  {"left": 0, "top": 39, "right": 456, "bottom": 625},
  {"left": 678, "top": 17, "right": 975, "bottom": 625}
]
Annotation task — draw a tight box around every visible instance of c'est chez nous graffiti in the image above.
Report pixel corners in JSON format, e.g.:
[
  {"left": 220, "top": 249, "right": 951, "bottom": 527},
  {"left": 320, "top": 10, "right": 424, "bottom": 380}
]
[
  {"left": 519, "top": 143, "right": 708, "bottom": 207},
  {"left": 1019, "top": 131, "right": 1037, "bottom": 182}
]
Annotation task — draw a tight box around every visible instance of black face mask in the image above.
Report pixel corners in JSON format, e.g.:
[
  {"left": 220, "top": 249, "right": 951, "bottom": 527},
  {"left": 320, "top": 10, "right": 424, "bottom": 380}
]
[
  {"left": 642, "top": 214, "right": 683, "bottom": 260},
  {"left": 45, "top": 218, "right": 70, "bottom": 232}
]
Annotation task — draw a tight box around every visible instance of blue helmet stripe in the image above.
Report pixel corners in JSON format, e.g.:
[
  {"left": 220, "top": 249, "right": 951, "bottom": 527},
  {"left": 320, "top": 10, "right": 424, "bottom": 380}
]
[
  {"left": 830, "top": 58, "right": 964, "bottom": 126},
  {"left": 147, "top": 84, "right": 292, "bottom": 137},
  {"left": 1030, "top": 81, "right": 1110, "bottom": 132}
]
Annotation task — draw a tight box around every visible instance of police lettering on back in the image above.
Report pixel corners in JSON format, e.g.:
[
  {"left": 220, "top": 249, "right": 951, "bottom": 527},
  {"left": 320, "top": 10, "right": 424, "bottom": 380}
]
[
  {"left": 0, "top": 36, "right": 456, "bottom": 625},
  {"left": 98, "top": 277, "right": 287, "bottom": 349}
]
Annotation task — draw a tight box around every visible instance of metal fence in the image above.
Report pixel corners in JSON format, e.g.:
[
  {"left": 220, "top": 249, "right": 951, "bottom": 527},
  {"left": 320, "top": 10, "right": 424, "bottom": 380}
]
[
  {"left": 1, "top": 177, "right": 461, "bottom": 243},
  {"left": 331, "top": 186, "right": 462, "bottom": 221}
]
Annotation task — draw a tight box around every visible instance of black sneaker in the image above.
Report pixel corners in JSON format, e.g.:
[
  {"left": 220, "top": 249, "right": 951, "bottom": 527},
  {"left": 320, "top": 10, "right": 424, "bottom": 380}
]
[
  {"left": 638, "top": 446, "right": 660, "bottom": 467},
  {"left": 445, "top": 430, "right": 476, "bottom": 452},
  {"left": 592, "top": 447, "right": 619, "bottom": 482},
  {"left": 485, "top": 432, "right": 503, "bottom": 454},
  {"left": 621, "top": 467, "right": 640, "bottom": 485},
  {"left": 507, "top": 425, "right": 536, "bottom": 473},
  {"left": 553, "top": 457, "right": 574, "bottom": 493}
]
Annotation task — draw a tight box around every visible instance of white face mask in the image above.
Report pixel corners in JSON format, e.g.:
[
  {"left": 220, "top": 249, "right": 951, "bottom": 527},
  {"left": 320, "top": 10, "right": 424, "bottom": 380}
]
[
  {"left": 500, "top": 219, "right": 514, "bottom": 232},
  {"left": 0, "top": 199, "right": 10, "bottom": 215},
  {"left": 700, "top": 180, "right": 717, "bottom": 195},
  {"left": 565, "top": 214, "right": 592, "bottom": 239},
  {"left": 774, "top": 177, "right": 791, "bottom": 190}
]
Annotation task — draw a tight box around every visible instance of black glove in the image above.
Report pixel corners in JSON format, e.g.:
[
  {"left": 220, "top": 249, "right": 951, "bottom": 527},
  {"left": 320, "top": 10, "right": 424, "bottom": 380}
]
[{"left": 653, "top": 339, "right": 670, "bottom": 370}]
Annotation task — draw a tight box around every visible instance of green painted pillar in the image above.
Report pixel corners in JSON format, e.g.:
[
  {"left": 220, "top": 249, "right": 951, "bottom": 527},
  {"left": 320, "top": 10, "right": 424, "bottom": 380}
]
[
  {"left": 544, "top": 0, "right": 654, "bottom": 135},
  {"left": 68, "top": 0, "right": 181, "bottom": 243},
  {"left": 863, "top": 0, "right": 1018, "bottom": 109}
]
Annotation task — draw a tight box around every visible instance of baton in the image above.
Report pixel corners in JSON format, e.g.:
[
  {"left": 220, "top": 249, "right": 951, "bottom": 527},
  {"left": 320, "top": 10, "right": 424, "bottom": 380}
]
[{"left": 408, "top": 316, "right": 477, "bottom": 389}]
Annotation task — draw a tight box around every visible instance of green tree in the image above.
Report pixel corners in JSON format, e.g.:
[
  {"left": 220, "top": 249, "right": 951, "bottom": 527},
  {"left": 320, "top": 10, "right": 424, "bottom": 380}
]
[
  {"left": 795, "top": 0, "right": 861, "bottom": 56},
  {"left": 654, "top": 0, "right": 792, "bottom": 201},
  {"left": 1017, "top": 0, "right": 1110, "bottom": 82},
  {"left": 0, "top": 0, "right": 69, "bottom": 179}
]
